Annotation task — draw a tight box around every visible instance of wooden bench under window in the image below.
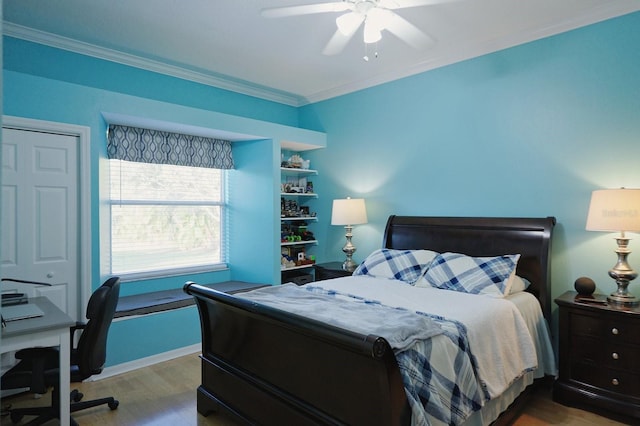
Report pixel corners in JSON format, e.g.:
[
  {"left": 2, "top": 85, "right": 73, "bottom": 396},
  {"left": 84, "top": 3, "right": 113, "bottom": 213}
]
[{"left": 114, "top": 281, "right": 268, "bottom": 318}]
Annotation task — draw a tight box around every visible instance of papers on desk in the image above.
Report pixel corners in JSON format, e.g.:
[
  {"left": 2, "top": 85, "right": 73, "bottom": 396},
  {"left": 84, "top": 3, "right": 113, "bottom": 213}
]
[{"left": 2, "top": 303, "right": 44, "bottom": 322}]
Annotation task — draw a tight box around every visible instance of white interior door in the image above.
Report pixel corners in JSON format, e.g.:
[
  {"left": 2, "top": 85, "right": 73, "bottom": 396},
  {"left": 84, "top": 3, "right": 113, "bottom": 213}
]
[{"left": 2, "top": 119, "right": 90, "bottom": 322}]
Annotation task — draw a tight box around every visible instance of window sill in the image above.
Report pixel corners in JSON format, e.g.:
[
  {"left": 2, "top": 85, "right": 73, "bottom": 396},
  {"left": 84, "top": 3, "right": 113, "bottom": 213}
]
[{"left": 114, "top": 280, "right": 268, "bottom": 318}]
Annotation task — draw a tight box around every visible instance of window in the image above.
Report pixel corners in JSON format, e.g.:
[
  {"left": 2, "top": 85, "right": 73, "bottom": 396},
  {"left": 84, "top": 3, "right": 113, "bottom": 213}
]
[
  {"left": 106, "top": 124, "right": 234, "bottom": 279},
  {"left": 109, "top": 160, "right": 225, "bottom": 277}
]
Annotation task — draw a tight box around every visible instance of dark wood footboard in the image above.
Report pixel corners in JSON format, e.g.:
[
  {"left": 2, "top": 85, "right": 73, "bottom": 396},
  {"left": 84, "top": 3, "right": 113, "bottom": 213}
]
[{"left": 183, "top": 282, "right": 411, "bottom": 425}]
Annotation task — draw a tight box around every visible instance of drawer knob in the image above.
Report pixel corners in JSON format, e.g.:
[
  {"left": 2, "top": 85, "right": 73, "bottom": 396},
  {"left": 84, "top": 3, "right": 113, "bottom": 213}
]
[
  {"left": 612, "top": 378, "right": 619, "bottom": 386},
  {"left": 611, "top": 327, "right": 619, "bottom": 335},
  {"left": 612, "top": 352, "right": 619, "bottom": 360}
]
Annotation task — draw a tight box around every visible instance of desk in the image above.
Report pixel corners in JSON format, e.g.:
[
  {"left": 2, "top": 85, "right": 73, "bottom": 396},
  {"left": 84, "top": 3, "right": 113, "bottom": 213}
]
[{"left": 2, "top": 297, "right": 74, "bottom": 426}]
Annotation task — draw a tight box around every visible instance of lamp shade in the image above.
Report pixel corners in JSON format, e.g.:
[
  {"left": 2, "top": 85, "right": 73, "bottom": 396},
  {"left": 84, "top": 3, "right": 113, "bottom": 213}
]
[
  {"left": 586, "top": 188, "right": 640, "bottom": 232},
  {"left": 331, "top": 198, "right": 368, "bottom": 226}
]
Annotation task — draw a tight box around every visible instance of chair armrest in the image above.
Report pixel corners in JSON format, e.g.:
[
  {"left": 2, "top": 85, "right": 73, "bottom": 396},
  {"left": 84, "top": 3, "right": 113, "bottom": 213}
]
[{"left": 70, "top": 321, "right": 86, "bottom": 340}]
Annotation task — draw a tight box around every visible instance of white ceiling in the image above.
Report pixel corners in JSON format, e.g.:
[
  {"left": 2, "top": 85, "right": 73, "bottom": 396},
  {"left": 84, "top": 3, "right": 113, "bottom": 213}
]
[{"left": 3, "top": 0, "right": 639, "bottom": 106}]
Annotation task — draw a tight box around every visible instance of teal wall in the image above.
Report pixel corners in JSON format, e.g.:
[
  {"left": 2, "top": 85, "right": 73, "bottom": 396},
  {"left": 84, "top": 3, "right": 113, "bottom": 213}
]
[
  {"left": 2, "top": 11, "right": 639, "bottom": 365},
  {"left": 300, "top": 12, "right": 640, "bottom": 309},
  {"left": 3, "top": 38, "right": 299, "bottom": 127},
  {"left": 2, "top": 38, "right": 325, "bottom": 365}
]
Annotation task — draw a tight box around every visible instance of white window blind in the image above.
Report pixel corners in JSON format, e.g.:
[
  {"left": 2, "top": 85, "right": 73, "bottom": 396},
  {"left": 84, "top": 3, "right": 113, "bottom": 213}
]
[{"left": 109, "top": 160, "right": 225, "bottom": 277}]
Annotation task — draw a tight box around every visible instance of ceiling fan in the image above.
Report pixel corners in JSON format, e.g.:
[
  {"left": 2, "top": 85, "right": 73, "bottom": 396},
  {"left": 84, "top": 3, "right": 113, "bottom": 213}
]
[{"left": 261, "top": 0, "right": 454, "bottom": 56}]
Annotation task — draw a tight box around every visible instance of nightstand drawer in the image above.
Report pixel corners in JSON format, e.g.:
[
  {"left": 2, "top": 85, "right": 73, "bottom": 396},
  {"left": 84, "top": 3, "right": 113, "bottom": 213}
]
[
  {"left": 570, "top": 310, "right": 640, "bottom": 343},
  {"left": 603, "top": 344, "right": 640, "bottom": 371},
  {"left": 571, "top": 362, "right": 640, "bottom": 395},
  {"left": 570, "top": 335, "right": 599, "bottom": 363},
  {"left": 318, "top": 268, "right": 352, "bottom": 280},
  {"left": 570, "top": 312, "right": 602, "bottom": 337},
  {"left": 314, "top": 262, "right": 353, "bottom": 281},
  {"left": 598, "top": 368, "right": 640, "bottom": 395},
  {"left": 605, "top": 319, "right": 640, "bottom": 345},
  {"left": 572, "top": 335, "right": 640, "bottom": 370}
]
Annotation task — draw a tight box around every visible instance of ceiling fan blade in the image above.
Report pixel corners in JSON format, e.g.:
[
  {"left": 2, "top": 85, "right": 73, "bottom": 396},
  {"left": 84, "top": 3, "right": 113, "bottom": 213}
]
[
  {"left": 261, "top": 2, "right": 350, "bottom": 18},
  {"left": 379, "top": 0, "right": 458, "bottom": 9},
  {"left": 383, "top": 12, "right": 435, "bottom": 49},
  {"left": 336, "top": 12, "right": 365, "bottom": 36},
  {"left": 323, "top": 27, "right": 359, "bottom": 56}
]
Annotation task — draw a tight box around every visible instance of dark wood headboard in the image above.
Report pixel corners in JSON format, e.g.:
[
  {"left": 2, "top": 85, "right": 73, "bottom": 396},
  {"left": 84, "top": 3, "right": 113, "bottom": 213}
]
[{"left": 382, "top": 216, "right": 556, "bottom": 321}]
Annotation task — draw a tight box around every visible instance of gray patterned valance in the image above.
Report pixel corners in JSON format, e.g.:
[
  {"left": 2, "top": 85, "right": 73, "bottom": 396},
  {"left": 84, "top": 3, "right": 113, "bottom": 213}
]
[{"left": 107, "top": 124, "right": 234, "bottom": 169}]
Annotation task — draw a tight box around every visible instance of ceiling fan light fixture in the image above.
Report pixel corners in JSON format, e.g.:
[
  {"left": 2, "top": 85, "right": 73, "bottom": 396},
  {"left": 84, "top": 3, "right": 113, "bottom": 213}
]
[
  {"left": 366, "top": 7, "right": 392, "bottom": 31},
  {"left": 363, "top": 20, "right": 382, "bottom": 43},
  {"left": 336, "top": 12, "right": 364, "bottom": 35},
  {"left": 262, "top": 0, "right": 438, "bottom": 56}
]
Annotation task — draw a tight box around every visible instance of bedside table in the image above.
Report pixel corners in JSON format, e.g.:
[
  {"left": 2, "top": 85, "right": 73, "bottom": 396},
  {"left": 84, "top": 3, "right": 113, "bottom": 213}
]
[
  {"left": 553, "top": 291, "right": 640, "bottom": 420},
  {"left": 313, "top": 262, "right": 353, "bottom": 281}
]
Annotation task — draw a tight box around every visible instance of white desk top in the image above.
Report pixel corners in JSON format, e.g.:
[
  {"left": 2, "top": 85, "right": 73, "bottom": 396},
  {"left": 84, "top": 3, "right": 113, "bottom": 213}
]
[{"left": 2, "top": 297, "right": 74, "bottom": 338}]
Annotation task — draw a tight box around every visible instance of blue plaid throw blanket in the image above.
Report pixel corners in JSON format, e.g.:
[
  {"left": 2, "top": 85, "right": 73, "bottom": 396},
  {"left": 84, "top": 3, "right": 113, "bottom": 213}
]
[
  {"left": 397, "top": 316, "right": 487, "bottom": 425},
  {"left": 239, "top": 284, "right": 486, "bottom": 425}
]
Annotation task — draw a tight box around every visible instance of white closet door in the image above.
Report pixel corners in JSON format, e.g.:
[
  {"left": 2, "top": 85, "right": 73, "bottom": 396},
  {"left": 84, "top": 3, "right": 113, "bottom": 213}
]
[{"left": 2, "top": 127, "right": 79, "bottom": 320}]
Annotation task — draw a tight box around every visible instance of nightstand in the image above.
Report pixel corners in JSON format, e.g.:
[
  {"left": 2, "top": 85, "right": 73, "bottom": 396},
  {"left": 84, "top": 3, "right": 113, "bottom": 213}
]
[
  {"left": 553, "top": 291, "right": 640, "bottom": 421},
  {"left": 313, "top": 262, "right": 353, "bottom": 281}
]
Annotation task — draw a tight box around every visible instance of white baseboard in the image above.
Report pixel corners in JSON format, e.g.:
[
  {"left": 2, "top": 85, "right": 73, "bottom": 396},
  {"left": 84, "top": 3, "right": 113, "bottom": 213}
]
[{"left": 89, "top": 344, "right": 201, "bottom": 381}]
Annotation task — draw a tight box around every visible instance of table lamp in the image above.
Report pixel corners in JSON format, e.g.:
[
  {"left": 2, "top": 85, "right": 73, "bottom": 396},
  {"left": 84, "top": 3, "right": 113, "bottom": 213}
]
[
  {"left": 331, "top": 197, "right": 368, "bottom": 272},
  {"left": 586, "top": 188, "right": 640, "bottom": 307}
]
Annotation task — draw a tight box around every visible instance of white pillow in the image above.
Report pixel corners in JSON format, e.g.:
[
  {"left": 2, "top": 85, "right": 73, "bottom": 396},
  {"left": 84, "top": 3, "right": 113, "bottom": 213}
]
[
  {"left": 353, "top": 249, "right": 439, "bottom": 284},
  {"left": 508, "top": 275, "right": 531, "bottom": 294},
  {"left": 422, "top": 252, "right": 521, "bottom": 297}
]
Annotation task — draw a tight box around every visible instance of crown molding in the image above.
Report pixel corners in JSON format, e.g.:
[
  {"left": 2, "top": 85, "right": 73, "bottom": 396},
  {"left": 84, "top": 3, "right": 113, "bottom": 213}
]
[
  {"left": 4, "top": 2, "right": 638, "bottom": 108},
  {"left": 3, "top": 22, "right": 304, "bottom": 107}
]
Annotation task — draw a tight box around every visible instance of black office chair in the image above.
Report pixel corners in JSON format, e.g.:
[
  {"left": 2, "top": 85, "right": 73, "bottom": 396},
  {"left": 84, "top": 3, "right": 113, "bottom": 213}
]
[{"left": 1, "top": 277, "right": 121, "bottom": 425}]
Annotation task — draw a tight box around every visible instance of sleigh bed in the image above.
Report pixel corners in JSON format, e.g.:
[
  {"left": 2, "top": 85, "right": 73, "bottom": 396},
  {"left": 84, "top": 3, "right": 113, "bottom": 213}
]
[{"left": 184, "top": 215, "right": 556, "bottom": 425}]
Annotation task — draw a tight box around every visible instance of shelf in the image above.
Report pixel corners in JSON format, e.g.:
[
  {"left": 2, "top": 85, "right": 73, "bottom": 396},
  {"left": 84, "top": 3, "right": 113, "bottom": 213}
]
[
  {"left": 281, "top": 216, "right": 317, "bottom": 221},
  {"left": 281, "top": 193, "right": 317, "bottom": 197},
  {"left": 281, "top": 167, "right": 318, "bottom": 176},
  {"left": 281, "top": 264, "right": 315, "bottom": 271},
  {"left": 281, "top": 240, "right": 318, "bottom": 246}
]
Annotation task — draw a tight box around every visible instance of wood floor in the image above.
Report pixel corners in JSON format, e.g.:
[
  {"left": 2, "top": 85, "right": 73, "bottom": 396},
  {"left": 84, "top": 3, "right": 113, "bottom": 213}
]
[{"left": 1, "top": 353, "right": 632, "bottom": 426}]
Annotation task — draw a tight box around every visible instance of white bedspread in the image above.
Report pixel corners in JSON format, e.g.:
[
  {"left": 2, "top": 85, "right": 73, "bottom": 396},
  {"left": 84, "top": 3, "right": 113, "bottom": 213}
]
[{"left": 310, "top": 276, "right": 541, "bottom": 398}]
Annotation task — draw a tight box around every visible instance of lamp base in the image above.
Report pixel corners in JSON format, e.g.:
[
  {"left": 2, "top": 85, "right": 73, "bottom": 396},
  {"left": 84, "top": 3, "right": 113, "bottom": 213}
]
[
  {"left": 607, "top": 235, "right": 639, "bottom": 308},
  {"left": 341, "top": 225, "right": 358, "bottom": 273},
  {"left": 607, "top": 293, "right": 639, "bottom": 308},
  {"left": 342, "top": 258, "right": 358, "bottom": 272}
]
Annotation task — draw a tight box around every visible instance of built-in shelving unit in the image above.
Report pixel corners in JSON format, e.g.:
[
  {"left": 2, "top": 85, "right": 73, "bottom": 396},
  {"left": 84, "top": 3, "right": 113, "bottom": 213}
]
[{"left": 280, "top": 153, "right": 320, "bottom": 282}]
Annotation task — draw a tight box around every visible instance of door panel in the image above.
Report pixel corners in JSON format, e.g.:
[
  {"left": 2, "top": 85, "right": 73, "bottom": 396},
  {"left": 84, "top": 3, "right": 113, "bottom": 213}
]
[
  {"left": 36, "top": 187, "right": 69, "bottom": 261},
  {"left": 1, "top": 127, "right": 79, "bottom": 320}
]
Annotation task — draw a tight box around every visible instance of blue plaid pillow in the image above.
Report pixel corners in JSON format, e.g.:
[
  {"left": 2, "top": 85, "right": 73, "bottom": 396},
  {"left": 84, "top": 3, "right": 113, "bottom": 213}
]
[
  {"left": 423, "top": 252, "right": 520, "bottom": 297},
  {"left": 353, "top": 249, "right": 438, "bottom": 284}
]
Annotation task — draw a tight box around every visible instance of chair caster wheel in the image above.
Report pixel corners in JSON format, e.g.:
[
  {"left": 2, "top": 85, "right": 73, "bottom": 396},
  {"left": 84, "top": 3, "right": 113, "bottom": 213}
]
[
  {"left": 109, "top": 400, "right": 119, "bottom": 410},
  {"left": 71, "top": 389, "right": 84, "bottom": 402},
  {"left": 10, "top": 412, "right": 24, "bottom": 423}
]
